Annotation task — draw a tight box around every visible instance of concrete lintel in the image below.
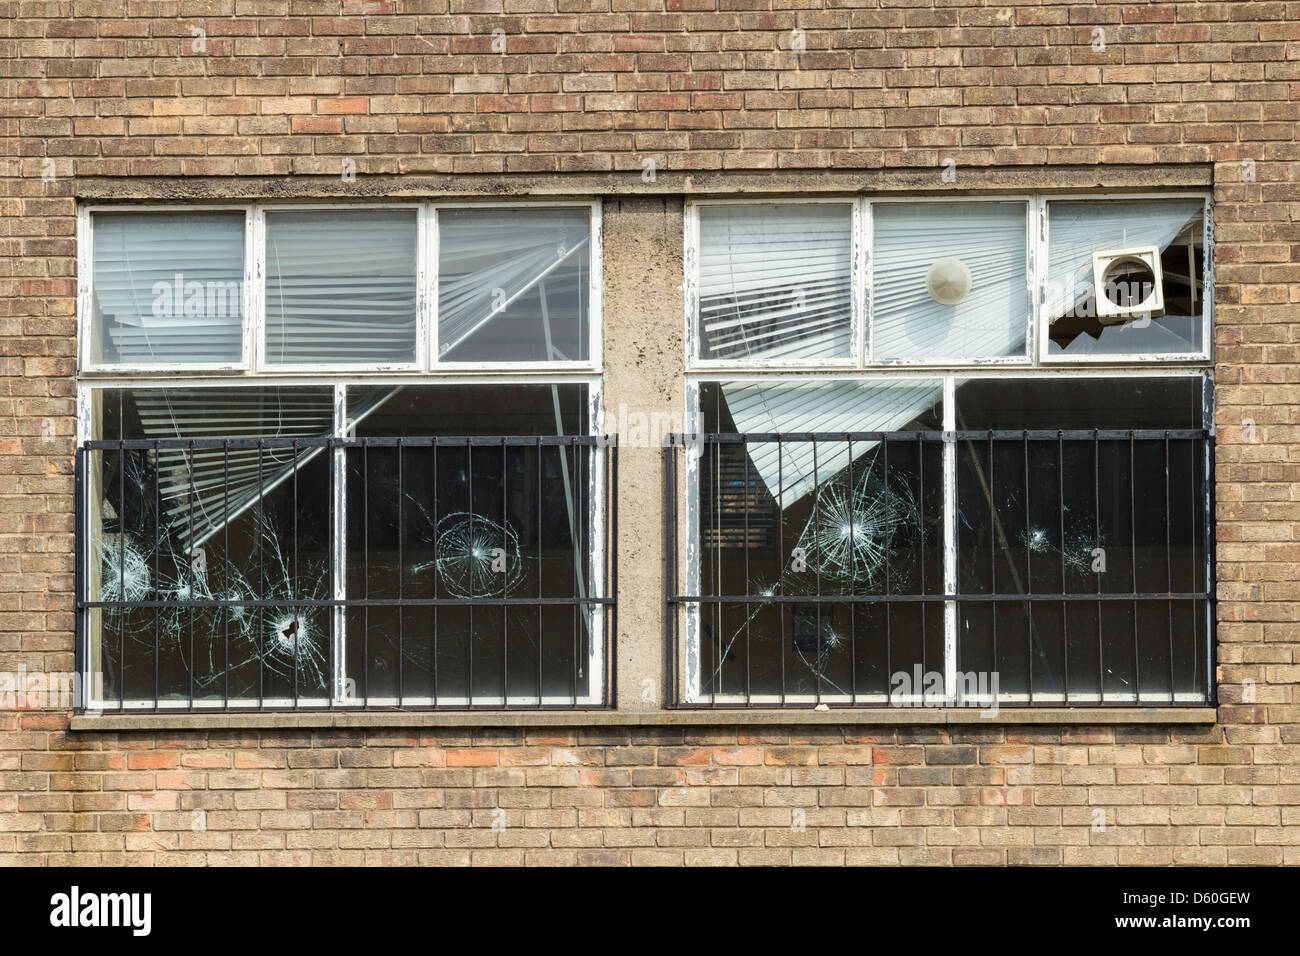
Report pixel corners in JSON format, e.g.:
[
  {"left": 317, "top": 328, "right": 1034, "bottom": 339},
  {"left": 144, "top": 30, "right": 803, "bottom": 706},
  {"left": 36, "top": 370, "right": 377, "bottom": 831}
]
[
  {"left": 69, "top": 707, "right": 1219, "bottom": 733},
  {"left": 74, "top": 164, "right": 1213, "bottom": 202}
]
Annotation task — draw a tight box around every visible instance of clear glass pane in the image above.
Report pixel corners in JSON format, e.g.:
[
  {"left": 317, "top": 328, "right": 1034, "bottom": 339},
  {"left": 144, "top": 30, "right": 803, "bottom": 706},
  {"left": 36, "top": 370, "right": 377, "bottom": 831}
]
[
  {"left": 872, "top": 202, "right": 1028, "bottom": 361},
  {"left": 93, "top": 387, "right": 335, "bottom": 705},
  {"left": 343, "top": 384, "right": 592, "bottom": 704},
  {"left": 437, "top": 208, "right": 590, "bottom": 363},
  {"left": 1046, "top": 199, "right": 1205, "bottom": 358},
  {"left": 698, "top": 204, "right": 853, "bottom": 362},
  {"left": 91, "top": 212, "right": 245, "bottom": 366},
  {"left": 952, "top": 376, "right": 1208, "bottom": 703},
  {"left": 264, "top": 209, "right": 418, "bottom": 366}
]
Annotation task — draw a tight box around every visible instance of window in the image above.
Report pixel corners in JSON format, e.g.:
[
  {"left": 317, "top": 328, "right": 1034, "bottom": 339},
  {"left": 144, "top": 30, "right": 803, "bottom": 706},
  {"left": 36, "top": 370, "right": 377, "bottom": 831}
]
[
  {"left": 675, "top": 194, "right": 1214, "bottom": 707},
  {"left": 77, "top": 203, "right": 613, "bottom": 711}
]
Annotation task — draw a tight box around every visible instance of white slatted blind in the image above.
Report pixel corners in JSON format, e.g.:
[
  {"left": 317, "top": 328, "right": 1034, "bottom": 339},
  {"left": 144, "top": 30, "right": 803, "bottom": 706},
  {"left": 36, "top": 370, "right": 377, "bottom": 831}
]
[
  {"left": 720, "top": 380, "right": 943, "bottom": 508},
  {"left": 698, "top": 204, "right": 853, "bottom": 361},
  {"left": 437, "top": 208, "right": 590, "bottom": 361},
  {"left": 265, "top": 209, "right": 418, "bottom": 366},
  {"left": 872, "top": 202, "right": 1028, "bottom": 361},
  {"left": 92, "top": 213, "right": 245, "bottom": 366}
]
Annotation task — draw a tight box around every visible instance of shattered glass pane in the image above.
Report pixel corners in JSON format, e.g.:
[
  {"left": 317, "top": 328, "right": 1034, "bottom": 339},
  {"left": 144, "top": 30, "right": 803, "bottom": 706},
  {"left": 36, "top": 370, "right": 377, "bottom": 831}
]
[
  {"left": 344, "top": 384, "right": 592, "bottom": 703},
  {"left": 95, "top": 387, "right": 335, "bottom": 705},
  {"left": 1046, "top": 199, "right": 1205, "bottom": 358},
  {"left": 697, "top": 382, "right": 942, "bottom": 701}
]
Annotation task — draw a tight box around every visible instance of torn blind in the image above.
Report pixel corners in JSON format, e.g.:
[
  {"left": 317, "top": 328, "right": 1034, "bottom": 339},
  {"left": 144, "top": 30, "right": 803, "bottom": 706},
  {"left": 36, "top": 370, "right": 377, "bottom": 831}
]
[
  {"left": 437, "top": 208, "right": 590, "bottom": 361},
  {"left": 871, "top": 202, "right": 1028, "bottom": 361},
  {"left": 698, "top": 204, "right": 853, "bottom": 362},
  {"left": 92, "top": 212, "right": 245, "bottom": 366},
  {"left": 719, "top": 380, "right": 943, "bottom": 509},
  {"left": 264, "top": 209, "right": 418, "bottom": 366}
]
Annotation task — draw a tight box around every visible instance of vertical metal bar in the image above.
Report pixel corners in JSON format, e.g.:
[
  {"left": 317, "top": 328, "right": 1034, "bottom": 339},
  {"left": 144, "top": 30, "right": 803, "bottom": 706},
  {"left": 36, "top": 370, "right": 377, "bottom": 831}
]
[
  {"left": 186, "top": 440, "right": 195, "bottom": 710},
  {"left": 431, "top": 437, "right": 438, "bottom": 704},
  {"left": 743, "top": 435, "right": 751, "bottom": 704},
  {"left": 1024, "top": 430, "right": 1032, "bottom": 702},
  {"left": 258, "top": 440, "right": 264, "bottom": 709},
  {"left": 1058, "top": 431, "right": 1068, "bottom": 703},
  {"left": 883, "top": 436, "right": 891, "bottom": 693},
  {"left": 154, "top": 442, "right": 161, "bottom": 710},
  {"left": 989, "top": 432, "right": 997, "bottom": 686},
  {"left": 363, "top": 439, "right": 369, "bottom": 705},
  {"left": 847, "top": 437, "right": 856, "bottom": 702},
  {"left": 501, "top": 436, "right": 508, "bottom": 706},
  {"left": 222, "top": 442, "right": 229, "bottom": 708},
  {"left": 118, "top": 439, "right": 125, "bottom": 707},
  {"left": 811, "top": 438, "right": 822, "bottom": 705},
  {"left": 467, "top": 439, "right": 473, "bottom": 703},
  {"left": 536, "top": 436, "right": 543, "bottom": 703},
  {"left": 609, "top": 438, "right": 618, "bottom": 708},
  {"left": 398, "top": 436, "right": 404, "bottom": 704},
  {"left": 1094, "top": 429, "right": 1102, "bottom": 702},
  {"left": 942, "top": 378, "right": 957, "bottom": 704},
  {"left": 568, "top": 439, "right": 577, "bottom": 706},
  {"left": 1206, "top": 433, "right": 1216, "bottom": 704},
  {"left": 777, "top": 435, "right": 785, "bottom": 707},
  {"left": 74, "top": 446, "right": 85, "bottom": 709},
  {"left": 292, "top": 438, "right": 299, "bottom": 707},
  {"left": 1165, "top": 431, "right": 1175, "bottom": 703},
  {"left": 712, "top": 435, "right": 720, "bottom": 704},
  {"left": 1129, "top": 432, "right": 1139, "bottom": 703}
]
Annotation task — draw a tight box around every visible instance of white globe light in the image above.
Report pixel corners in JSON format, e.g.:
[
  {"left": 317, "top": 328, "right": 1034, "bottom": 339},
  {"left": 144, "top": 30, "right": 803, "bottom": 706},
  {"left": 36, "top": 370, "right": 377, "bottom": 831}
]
[{"left": 926, "top": 257, "right": 972, "bottom": 305}]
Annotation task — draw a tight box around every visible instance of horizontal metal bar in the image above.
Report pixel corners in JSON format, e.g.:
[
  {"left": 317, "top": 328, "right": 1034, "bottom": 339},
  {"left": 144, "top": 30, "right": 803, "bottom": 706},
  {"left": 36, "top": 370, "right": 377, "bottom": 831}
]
[
  {"left": 669, "top": 429, "right": 1207, "bottom": 444},
  {"left": 82, "top": 597, "right": 616, "bottom": 609},
  {"left": 84, "top": 435, "right": 616, "bottom": 451},
  {"left": 670, "top": 593, "right": 1210, "bottom": 604}
]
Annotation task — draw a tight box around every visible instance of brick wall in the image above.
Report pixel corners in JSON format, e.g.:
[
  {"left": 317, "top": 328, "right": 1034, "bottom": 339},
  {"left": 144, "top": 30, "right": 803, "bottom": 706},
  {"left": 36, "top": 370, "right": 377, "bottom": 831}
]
[{"left": 2, "top": 0, "right": 1299, "bottom": 865}]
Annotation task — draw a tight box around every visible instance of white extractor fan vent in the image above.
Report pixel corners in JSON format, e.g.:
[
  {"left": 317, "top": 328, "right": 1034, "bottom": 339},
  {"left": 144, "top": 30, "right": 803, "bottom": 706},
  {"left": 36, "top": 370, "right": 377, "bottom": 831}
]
[{"left": 1090, "top": 245, "right": 1165, "bottom": 325}]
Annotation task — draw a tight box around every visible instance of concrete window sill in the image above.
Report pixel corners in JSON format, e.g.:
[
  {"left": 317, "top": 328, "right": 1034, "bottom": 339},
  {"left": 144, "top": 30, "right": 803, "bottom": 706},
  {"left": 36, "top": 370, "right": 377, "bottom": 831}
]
[{"left": 68, "top": 707, "right": 1218, "bottom": 732}]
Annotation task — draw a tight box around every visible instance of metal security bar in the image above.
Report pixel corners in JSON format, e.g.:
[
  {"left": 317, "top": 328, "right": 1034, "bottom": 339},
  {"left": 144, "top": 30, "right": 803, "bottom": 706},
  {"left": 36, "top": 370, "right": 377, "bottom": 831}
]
[
  {"left": 77, "top": 435, "right": 616, "bottom": 712},
  {"left": 668, "top": 429, "right": 1214, "bottom": 708}
]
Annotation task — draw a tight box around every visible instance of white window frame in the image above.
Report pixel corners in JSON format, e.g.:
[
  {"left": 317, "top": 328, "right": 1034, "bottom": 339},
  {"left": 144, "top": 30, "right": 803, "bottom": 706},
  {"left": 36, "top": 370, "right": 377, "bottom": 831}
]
[
  {"left": 684, "top": 192, "right": 1212, "bottom": 373},
  {"left": 1036, "top": 192, "right": 1213, "bottom": 366},
  {"left": 79, "top": 199, "right": 603, "bottom": 378},
  {"left": 77, "top": 197, "right": 608, "bottom": 711},
  {"left": 681, "top": 367, "right": 1214, "bottom": 707}
]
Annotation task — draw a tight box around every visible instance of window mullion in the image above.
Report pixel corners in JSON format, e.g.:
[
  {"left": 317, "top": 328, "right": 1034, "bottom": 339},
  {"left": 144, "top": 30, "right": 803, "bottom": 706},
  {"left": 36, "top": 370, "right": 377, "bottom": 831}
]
[
  {"left": 858, "top": 198, "right": 872, "bottom": 367},
  {"left": 942, "top": 375, "right": 957, "bottom": 703},
  {"left": 249, "top": 205, "right": 266, "bottom": 373},
  {"left": 421, "top": 204, "right": 437, "bottom": 371},
  {"left": 331, "top": 383, "right": 349, "bottom": 704}
]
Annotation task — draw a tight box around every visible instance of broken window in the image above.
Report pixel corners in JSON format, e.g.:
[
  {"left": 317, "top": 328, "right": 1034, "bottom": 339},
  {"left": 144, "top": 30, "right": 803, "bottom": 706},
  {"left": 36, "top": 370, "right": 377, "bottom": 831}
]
[
  {"left": 1045, "top": 199, "right": 1207, "bottom": 359},
  {"left": 679, "top": 194, "right": 1214, "bottom": 707},
  {"left": 78, "top": 203, "right": 608, "bottom": 711},
  {"left": 680, "top": 375, "right": 1212, "bottom": 706}
]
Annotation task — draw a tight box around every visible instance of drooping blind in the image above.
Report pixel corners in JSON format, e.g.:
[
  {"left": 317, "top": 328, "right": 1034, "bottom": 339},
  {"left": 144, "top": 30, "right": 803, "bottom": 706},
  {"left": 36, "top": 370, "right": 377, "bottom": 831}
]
[
  {"left": 92, "top": 213, "right": 245, "bottom": 366},
  {"left": 265, "top": 209, "right": 418, "bottom": 366},
  {"left": 437, "top": 208, "right": 590, "bottom": 362},
  {"left": 720, "top": 380, "right": 943, "bottom": 508},
  {"left": 698, "top": 204, "right": 853, "bottom": 362},
  {"left": 1045, "top": 200, "right": 1202, "bottom": 323},
  {"left": 125, "top": 387, "right": 337, "bottom": 548},
  {"left": 872, "top": 202, "right": 1028, "bottom": 361}
]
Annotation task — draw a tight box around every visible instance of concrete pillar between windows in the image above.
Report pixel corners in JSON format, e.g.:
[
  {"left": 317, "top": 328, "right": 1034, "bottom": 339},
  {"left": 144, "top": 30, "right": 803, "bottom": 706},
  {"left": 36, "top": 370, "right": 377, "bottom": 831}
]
[{"left": 600, "top": 197, "right": 685, "bottom": 711}]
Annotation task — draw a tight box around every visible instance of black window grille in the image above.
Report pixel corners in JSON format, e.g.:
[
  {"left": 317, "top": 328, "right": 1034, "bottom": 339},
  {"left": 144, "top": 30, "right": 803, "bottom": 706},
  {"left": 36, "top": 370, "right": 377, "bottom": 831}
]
[
  {"left": 76, "top": 435, "right": 616, "bottom": 712},
  {"left": 668, "top": 429, "right": 1214, "bottom": 708}
]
